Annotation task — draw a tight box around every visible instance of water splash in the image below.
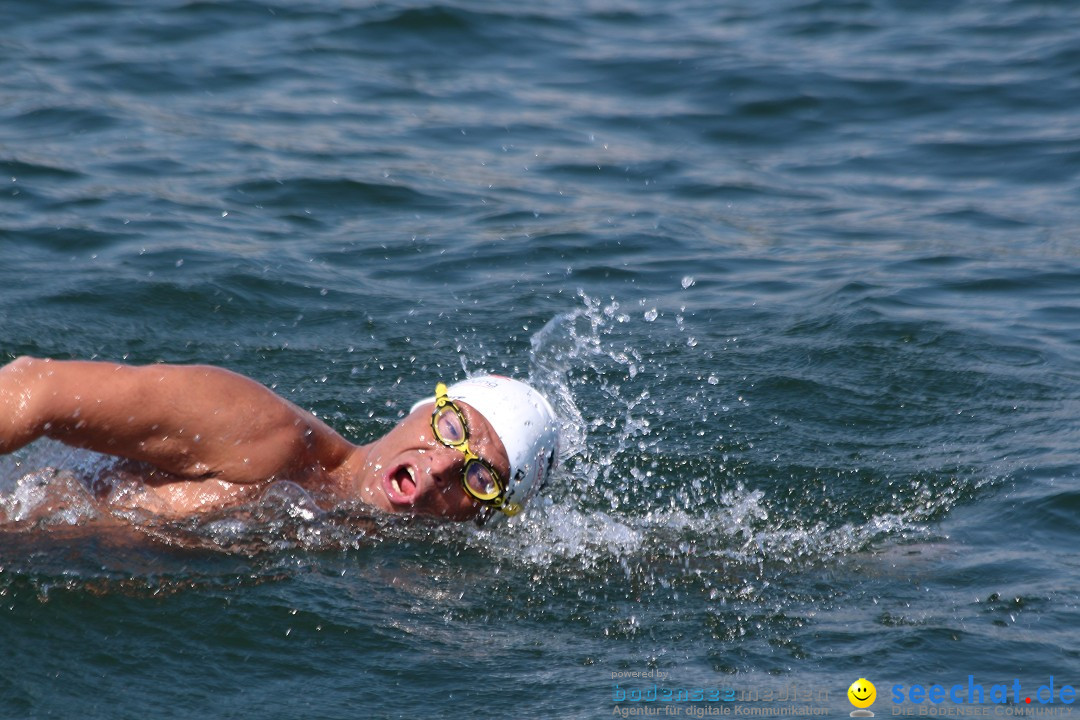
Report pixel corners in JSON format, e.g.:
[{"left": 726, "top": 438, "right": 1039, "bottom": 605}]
[
  {"left": 466, "top": 292, "right": 976, "bottom": 586},
  {"left": 0, "top": 442, "right": 113, "bottom": 527},
  {"left": 0, "top": 293, "right": 984, "bottom": 584}
]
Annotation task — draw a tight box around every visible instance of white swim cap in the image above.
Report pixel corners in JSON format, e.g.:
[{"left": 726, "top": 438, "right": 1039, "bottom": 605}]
[{"left": 411, "top": 375, "right": 560, "bottom": 523}]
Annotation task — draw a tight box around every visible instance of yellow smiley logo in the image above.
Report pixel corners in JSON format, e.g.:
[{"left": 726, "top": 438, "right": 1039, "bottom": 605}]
[{"left": 848, "top": 678, "right": 877, "bottom": 709}]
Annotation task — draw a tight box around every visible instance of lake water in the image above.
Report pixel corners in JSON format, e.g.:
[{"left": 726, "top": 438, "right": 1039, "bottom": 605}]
[{"left": 3, "top": 0, "right": 1080, "bottom": 717}]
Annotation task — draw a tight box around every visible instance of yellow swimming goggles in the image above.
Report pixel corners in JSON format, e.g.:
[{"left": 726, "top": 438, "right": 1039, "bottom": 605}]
[{"left": 430, "top": 382, "right": 507, "bottom": 508}]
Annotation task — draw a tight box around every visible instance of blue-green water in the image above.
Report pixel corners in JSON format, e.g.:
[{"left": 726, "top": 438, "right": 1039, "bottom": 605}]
[{"left": 4, "top": 0, "right": 1080, "bottom": 717}]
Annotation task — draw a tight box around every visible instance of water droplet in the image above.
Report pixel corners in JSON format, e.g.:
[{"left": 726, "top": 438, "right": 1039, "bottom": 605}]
[
  {"left": 644, "top": 309, "right": 658, "bottom": 322},
  {"left": 681, "top": 276, "right": 695, "bottom": 289}
]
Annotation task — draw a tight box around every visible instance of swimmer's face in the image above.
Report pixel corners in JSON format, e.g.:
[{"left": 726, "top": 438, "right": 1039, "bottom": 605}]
[
  {"left": 848, "top": 679, "right": 876, "bottom": 709},
  {"left": 356, "top": 400, "right": 510, "bottom": 521}
]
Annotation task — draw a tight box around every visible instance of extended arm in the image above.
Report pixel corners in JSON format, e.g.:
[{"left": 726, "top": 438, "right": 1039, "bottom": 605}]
[{"left": 0, "top": 357, "right": 352, "bottom": 483}]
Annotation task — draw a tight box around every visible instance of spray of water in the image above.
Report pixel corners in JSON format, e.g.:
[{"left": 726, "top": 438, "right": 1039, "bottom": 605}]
[
  {"left": 461, "top": 292, "right": 960, "bottom": 588},
  {"left": 0, "top": 293, "right": 973, "bottom": 582}
]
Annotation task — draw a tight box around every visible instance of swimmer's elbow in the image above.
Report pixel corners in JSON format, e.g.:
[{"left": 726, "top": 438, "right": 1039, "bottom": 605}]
[{"left": 0, "top": 356, "right": 50, "bottom": 453}]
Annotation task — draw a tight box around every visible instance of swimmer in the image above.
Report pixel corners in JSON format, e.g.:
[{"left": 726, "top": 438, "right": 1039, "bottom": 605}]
[{"left": 0, "top": 357, "right": 559, "bottom": 525}]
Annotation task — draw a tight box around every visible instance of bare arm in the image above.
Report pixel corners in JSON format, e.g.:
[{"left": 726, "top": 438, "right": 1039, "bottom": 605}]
[{"left": 0, "top": 357, "right": 353, "bottom": 483}]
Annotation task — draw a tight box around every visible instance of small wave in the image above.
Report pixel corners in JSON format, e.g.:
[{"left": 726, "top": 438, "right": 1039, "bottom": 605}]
[
  {"left": 9, "top": 105, "right": 119, "bottom": 138},
  {"left": 228, "top": 177, "right": 450, "bottom": 213}
]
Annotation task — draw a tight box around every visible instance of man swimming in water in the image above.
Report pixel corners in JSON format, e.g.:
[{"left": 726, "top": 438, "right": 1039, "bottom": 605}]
[{"left": 0, "top": 357, "right": 559, "bottom": 525}]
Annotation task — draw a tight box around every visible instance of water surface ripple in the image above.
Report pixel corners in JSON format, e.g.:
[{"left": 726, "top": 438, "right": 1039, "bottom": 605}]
[{"left": 3, "top": 0, "right": 1080, "bottom": 717}]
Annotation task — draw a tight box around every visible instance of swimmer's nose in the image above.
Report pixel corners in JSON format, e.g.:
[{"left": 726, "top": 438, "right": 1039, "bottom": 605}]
[{"left": 421, "top": 443, "right": 463, "bottom": 492}]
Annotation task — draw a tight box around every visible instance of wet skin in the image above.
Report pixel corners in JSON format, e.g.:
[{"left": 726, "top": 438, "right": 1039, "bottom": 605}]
[
  {"left": 342, "top": 398, "right": 511, "bottom": 522},
  {"left": 0, "top": 357, "right": 510, "bottom": 522}
]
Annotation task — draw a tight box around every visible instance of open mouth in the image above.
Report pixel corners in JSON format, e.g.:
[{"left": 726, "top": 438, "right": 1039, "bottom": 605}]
[{"left": 383, "top": 464, "right": 418, "bottom": 504}]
